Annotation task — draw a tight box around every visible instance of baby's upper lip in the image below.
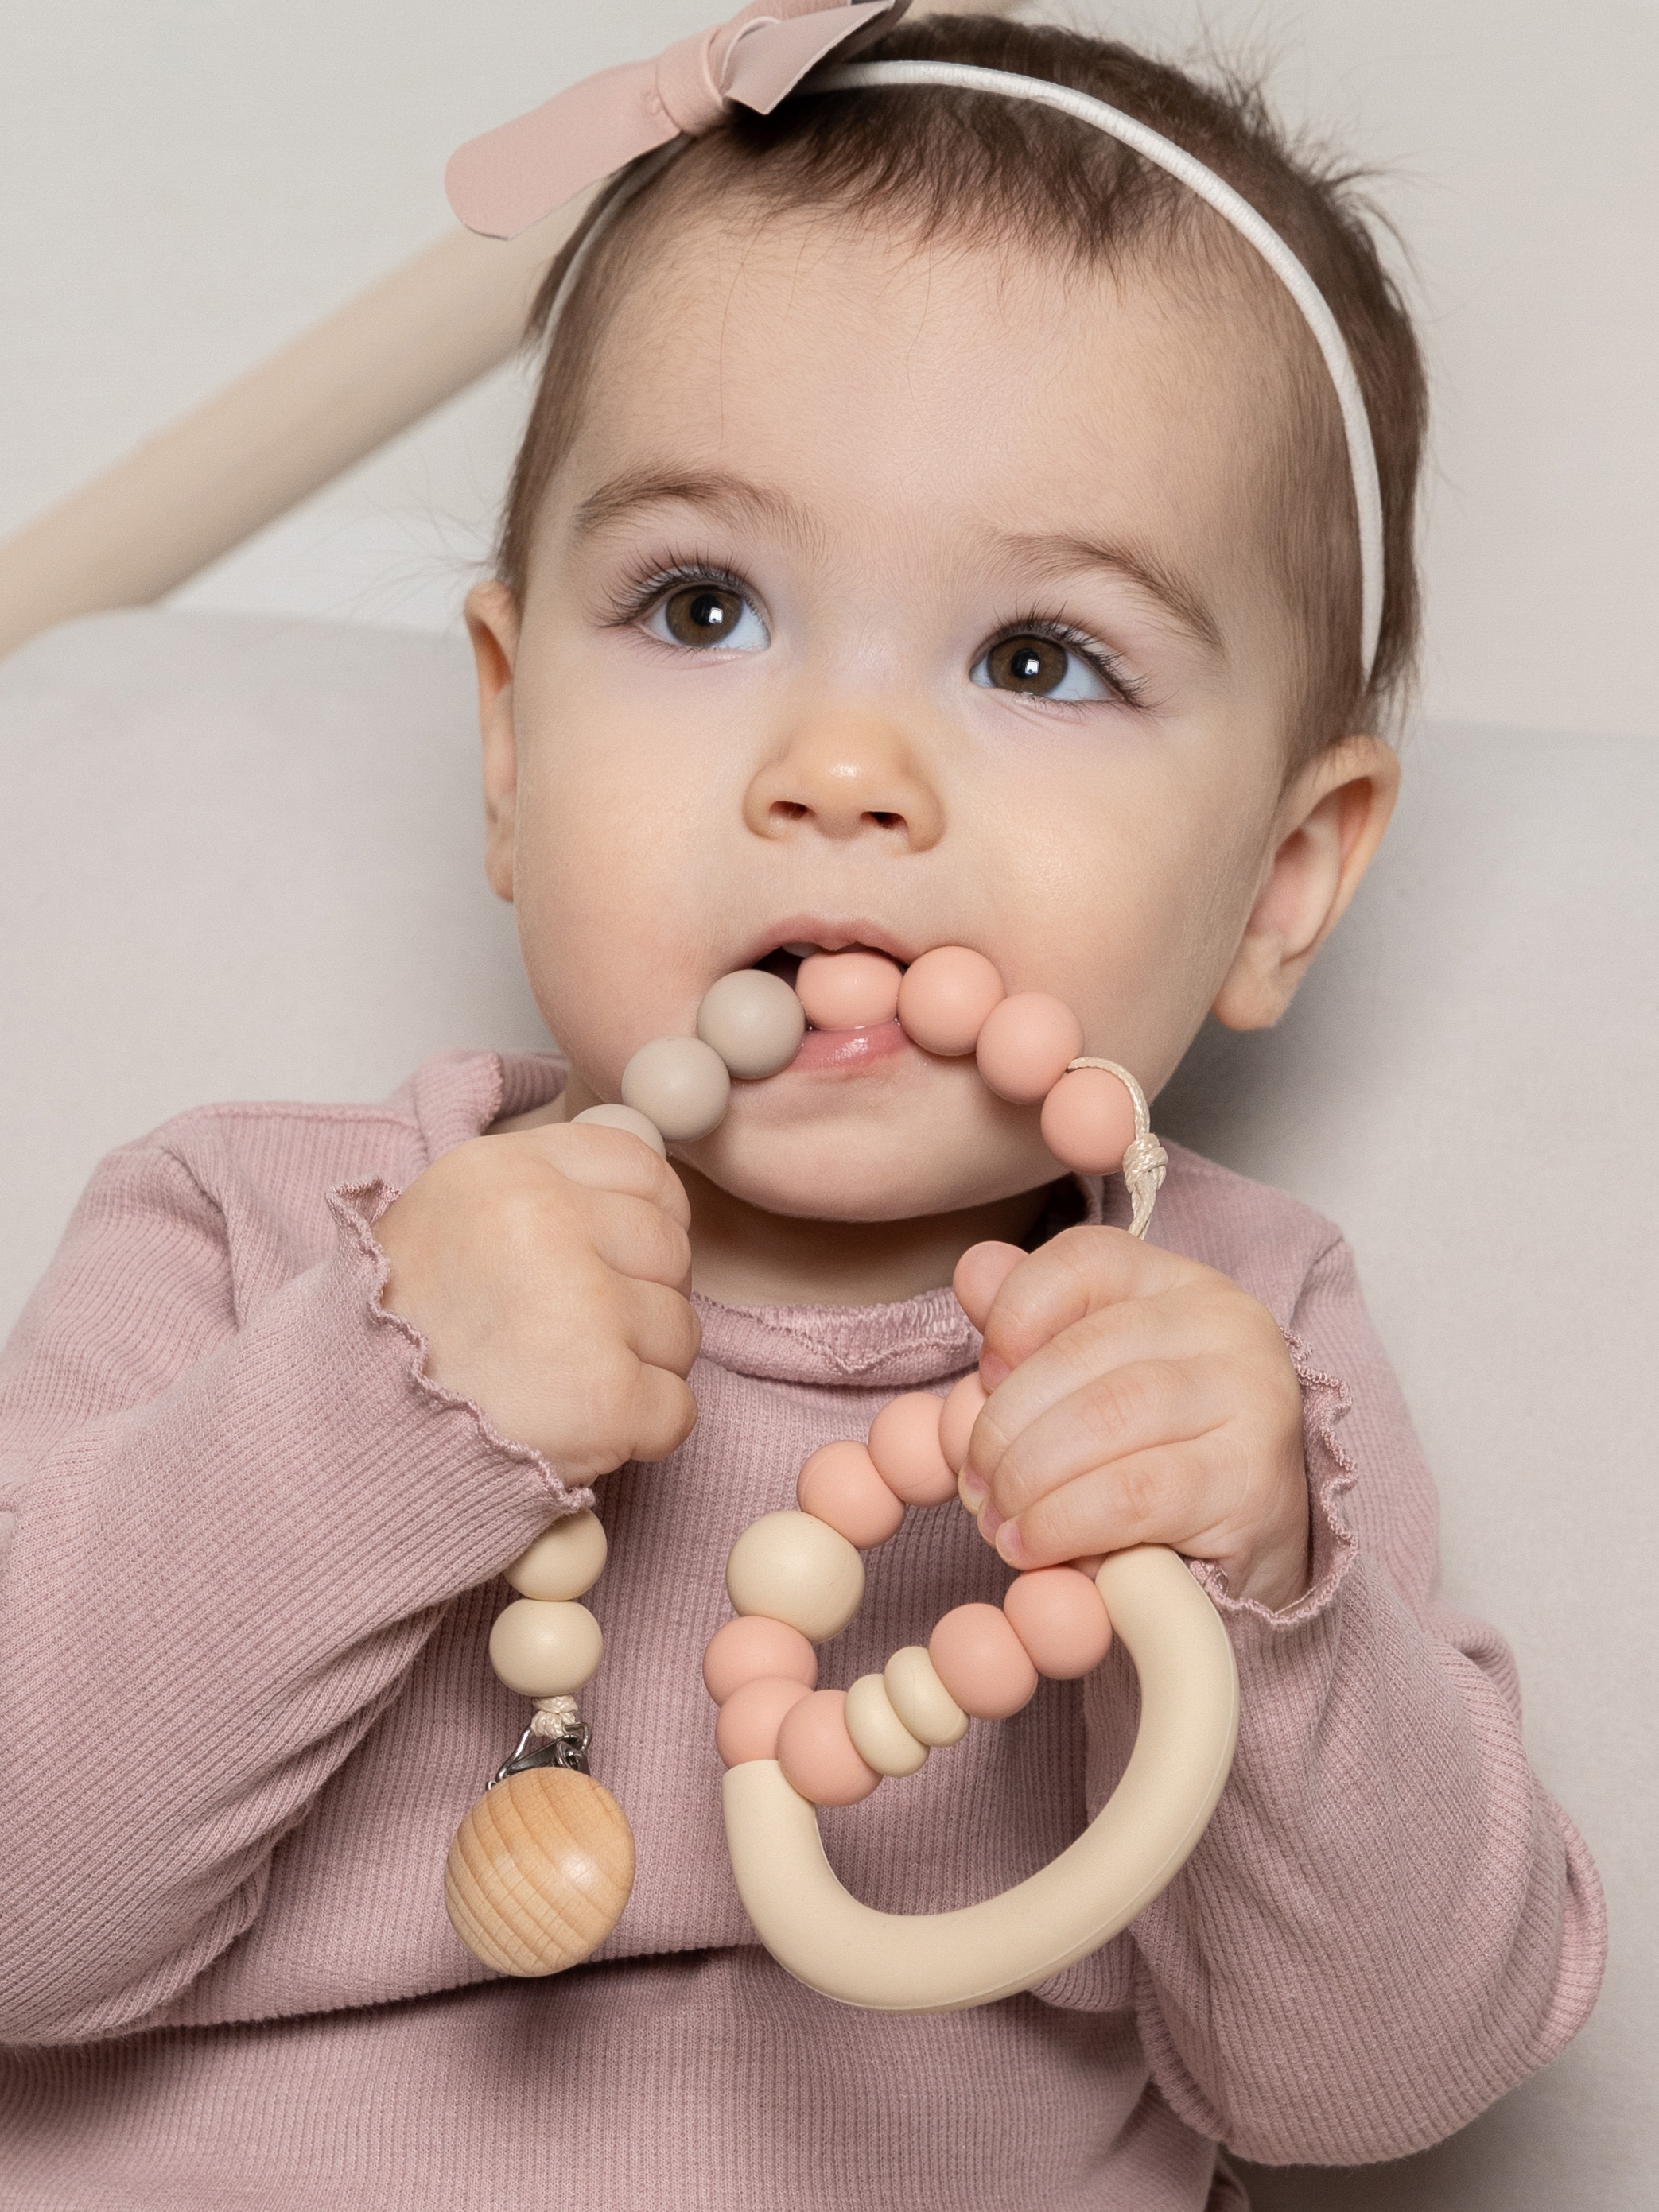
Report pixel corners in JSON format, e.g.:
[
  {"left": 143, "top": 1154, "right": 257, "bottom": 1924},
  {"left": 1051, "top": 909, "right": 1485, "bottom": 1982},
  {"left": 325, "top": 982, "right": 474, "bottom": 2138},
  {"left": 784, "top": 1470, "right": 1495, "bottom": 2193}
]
[{"left": 732, "top": 914, "right": 921, "bottom": 972}]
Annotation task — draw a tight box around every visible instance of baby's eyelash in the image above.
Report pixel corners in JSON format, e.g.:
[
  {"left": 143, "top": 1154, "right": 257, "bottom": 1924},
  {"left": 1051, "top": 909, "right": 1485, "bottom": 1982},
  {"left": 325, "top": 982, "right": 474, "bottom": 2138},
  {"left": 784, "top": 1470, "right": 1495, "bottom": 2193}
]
[
  {"left": 604, "top": 559, "right": 756, "bottom": 629},
  {"left": 988, "top": 614, "right": 1149, "bottom": 709}
]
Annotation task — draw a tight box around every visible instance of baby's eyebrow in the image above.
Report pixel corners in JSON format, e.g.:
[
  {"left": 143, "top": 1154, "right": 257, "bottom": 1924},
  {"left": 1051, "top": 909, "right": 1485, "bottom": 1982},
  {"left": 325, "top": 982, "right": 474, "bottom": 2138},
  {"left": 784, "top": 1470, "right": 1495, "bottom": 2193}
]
[
  {"left": 571, "top": 467, "right": 818, "bottom": 550},
  {"left": 999, "top": 531, "right": 1225, "bottom": 656}
]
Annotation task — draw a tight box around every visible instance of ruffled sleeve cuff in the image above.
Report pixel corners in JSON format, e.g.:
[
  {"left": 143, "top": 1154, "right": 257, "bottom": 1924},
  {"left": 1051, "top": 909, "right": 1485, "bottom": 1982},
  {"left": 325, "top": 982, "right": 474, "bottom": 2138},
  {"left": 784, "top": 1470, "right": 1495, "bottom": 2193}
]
[
  {"left": 1188, "top": 1327, "right": 1359, "bottom": 1635},
  {"left": 328, "top": 1177, "right": 594, "bottom": 1526}
]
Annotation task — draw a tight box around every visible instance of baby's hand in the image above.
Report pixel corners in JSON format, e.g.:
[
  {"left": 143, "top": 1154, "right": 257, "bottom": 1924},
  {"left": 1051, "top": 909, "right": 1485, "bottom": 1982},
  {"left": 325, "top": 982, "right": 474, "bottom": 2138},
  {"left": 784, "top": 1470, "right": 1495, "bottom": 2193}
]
[
  {"left": 375, "top": 1124, "right": 700, "bottom": 1484},
  {"left": 954, "top": 1229, "right": 1311, "bottom": 1611}
]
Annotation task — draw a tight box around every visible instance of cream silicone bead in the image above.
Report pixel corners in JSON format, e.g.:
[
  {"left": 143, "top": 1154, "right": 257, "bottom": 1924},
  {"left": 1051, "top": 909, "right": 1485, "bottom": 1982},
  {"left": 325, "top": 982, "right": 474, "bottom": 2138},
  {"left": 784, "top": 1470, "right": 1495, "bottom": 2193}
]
[
  {"left": 569, "top": 1102, "right": 668, "bottom": 1158},
  {"left": 505, "top": 1510, "right": 608, "bottom": 1602},
  {"left": 883, "top": 1644, "right": 970, "bottom": 1748},
  {"left": 620, "top": 1035, "right": 731, "bottom": 1141},
  {"left": 697, "top": 968, "right": 806, "bottom": 1079},
  {"left": 488, "top": 1598, "right": 604, "bottom": 1698},
  {"left": 845, "top": 1672, "right": 929, "bottom": 1778},
  {"left": 725, "top": 1511, "right": 865, "bottom": 1643}
]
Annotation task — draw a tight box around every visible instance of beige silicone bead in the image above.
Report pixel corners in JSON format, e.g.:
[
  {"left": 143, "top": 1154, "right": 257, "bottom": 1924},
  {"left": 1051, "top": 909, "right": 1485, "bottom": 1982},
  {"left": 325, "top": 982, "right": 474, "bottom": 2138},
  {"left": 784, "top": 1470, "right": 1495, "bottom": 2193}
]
[
  {"left": 725, "top": 1511, "right": 866, "bottom": 1643},
  {"left": 488, "top": 1599, "right": 604, "bottom": 1697},
  {"left": 569, "top": 1102, "right": 667, "bottom": 1158},
  {"left": 505, "top": 1510, "right": 608, "bottom": 1601},
  {"left": 696, "top": 968, "right": 807, "bottom": 1079},
  {"left": 883, "top": 1644, "right": 970, "bottom": 1748},
  {"left": 620, "top": 1035, "right": 731, "bottom": 1141},
  {"left": 845, "top": 1672, "right": 929, "bottom": 1777}
]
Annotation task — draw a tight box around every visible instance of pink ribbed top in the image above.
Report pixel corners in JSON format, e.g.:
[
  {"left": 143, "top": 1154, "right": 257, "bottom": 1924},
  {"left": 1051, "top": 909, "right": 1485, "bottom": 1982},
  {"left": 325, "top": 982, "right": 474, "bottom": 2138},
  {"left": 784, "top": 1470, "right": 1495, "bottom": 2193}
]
[{"left": 0, "top": 1050, "right": 1603, "bottom": 2210}]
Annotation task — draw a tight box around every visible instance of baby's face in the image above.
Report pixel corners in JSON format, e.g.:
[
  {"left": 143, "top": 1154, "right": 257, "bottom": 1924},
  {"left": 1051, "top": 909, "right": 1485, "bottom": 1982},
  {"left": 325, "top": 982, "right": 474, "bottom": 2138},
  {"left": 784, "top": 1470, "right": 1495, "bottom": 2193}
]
[{"left": 481, "top": 205, "right": 1377, "bottom": 1222}]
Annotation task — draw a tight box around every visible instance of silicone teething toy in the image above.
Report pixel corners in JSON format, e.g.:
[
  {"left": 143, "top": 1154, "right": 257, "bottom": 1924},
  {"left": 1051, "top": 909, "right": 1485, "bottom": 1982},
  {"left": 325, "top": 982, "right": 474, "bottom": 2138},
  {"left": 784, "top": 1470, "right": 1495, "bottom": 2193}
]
[{"left": 444, "top": 947, "right": 1240, "bottom": 2008}]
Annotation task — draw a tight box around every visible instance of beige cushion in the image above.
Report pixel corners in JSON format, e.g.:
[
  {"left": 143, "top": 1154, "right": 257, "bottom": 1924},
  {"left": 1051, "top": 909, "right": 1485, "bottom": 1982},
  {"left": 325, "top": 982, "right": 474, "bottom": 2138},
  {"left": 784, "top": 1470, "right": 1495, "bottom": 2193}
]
[{"left": 0, "top": 611, "right": 1650, "bottom": 2207}]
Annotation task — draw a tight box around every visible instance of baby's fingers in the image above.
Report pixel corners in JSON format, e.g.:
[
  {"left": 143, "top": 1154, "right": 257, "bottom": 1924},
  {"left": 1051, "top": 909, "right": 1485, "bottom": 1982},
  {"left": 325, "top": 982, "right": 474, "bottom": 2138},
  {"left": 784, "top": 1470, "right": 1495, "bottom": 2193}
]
[
  {"left": 530, "top": 1121, "right": 693, "bottom": 1226},
  {"left": 973, "top": 1357, "right": 1226, "bottom": 1523},
  {"left": 953, "top": 1240, "right": 1026, "bottom": 1331},
  {"left": 989, "top": 1434, "right": 1229, "bottom": 1570},
  {"left": 627, "top": 1360, "right": 700, "bottom": 1464},
  {"left": 586, "top": 1188, "right": 694, "bottom": 1292},
  {"left": 976, "top": 1224, "right": 1191, "bottom": 1387},
  {"left": 618, "top": 1277, "right": 702, "bottom": 1380}
]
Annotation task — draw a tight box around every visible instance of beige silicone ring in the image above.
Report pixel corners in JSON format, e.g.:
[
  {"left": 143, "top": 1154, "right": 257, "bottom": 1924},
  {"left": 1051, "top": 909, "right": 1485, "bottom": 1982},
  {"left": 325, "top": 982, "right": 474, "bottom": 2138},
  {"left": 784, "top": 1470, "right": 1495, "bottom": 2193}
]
[{"left": 721, "top": 1544, "right": 1238, "bottom": 2012}]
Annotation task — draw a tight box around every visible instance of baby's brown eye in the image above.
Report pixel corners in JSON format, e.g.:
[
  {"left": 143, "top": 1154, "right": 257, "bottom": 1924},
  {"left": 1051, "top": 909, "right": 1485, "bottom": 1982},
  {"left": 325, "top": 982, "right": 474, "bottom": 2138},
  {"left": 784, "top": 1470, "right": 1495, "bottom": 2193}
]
[
  {"left": 985, "top": 634, "right": 1068, "bottom": 695},
  {"left": 972, "top": 629, "right": 1112, "bottom": 704},
  {"left": 663, "top": 586, "right": 744, "bottom": 646}
]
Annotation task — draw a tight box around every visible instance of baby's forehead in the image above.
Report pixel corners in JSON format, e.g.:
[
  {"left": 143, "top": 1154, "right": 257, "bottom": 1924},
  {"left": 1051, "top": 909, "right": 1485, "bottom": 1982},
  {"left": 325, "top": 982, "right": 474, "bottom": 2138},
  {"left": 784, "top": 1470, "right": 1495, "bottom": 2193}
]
[{"left": 569, "top": 202, "right": 1301, "bottom": 604}]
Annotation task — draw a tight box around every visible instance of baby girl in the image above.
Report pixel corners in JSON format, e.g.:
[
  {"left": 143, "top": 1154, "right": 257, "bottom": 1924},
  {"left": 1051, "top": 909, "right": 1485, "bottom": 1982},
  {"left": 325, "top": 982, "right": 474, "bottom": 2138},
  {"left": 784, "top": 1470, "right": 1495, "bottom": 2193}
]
[{"left": 0, "top": 10, "right": 1604, "bottom": 2210}]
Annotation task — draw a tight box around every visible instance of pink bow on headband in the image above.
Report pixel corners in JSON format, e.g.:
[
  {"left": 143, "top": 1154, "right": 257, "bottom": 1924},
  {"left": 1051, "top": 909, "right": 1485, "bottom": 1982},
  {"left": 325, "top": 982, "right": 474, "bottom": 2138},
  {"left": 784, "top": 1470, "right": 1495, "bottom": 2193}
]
[{"left": 445, "top": 2, "right": 911, "bottom": 239}]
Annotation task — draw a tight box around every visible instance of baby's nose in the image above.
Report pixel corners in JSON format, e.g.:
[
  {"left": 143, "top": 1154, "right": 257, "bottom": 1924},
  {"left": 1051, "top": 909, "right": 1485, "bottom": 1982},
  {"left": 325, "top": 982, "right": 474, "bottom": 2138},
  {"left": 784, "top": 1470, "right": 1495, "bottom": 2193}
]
[{"left": 742, "top": 712, "right": 944, "bottom": 851}]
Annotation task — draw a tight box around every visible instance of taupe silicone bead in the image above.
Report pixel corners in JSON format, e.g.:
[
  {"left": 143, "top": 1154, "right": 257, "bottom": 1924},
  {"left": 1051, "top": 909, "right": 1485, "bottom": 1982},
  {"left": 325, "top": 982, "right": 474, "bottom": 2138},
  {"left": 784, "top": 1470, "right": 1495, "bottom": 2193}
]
[
  {"left": 725, "top": 1510, "right": 865, "bottom": 1643},
  {"left": 696, "top": 968, "right": 807, "bottom": 1080},
  {"left": 845, "top": 1672, "right": 930, "bottom": 1777},
  {"left": 620, "top": 1035, "right": 732, "bottom": 1140},
  {"left": 488, "top": 1598, "right": 604, "bottom": 1697},
  {"left": 884, "top": 1644, "right": 970, "bottom": 1748},
  {"left": 570, "top": 1102, "right": 667, "bottom": 1158},
  {"left": 506, "top": 1510, "right": 608, "bottom": 1602}
]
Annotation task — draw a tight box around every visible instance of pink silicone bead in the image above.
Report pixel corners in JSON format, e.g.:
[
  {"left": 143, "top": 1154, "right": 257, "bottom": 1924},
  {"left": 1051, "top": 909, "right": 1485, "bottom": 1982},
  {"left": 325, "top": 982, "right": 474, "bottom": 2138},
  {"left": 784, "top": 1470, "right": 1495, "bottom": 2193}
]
[
  {"left": 775, "top": 1688, "right": 883, "bottom": 1806},
  {"left": 797, "top": 1439, "right": 905, "bottom": 1548},
  {"left": 1003, "top": 1568, "right": 1113, "bottom": 1679},
  {"left": 867, "top": 1392, "right": 957, "bottom": 1506},
  {"left": 702, "top": 1615, "right": 818, "bottom": 1706},
  {"left": 1039, "top": 1065, "right": 1138, "bottom": 1176},
  {"left": 975, "top": 993, "right": 1086, "bottom": 1104},
  {"left": 796, "top": 949, "right": 903, "bottom": 1031},
  {"left": 715, "top": 1674, "right": 813, "bottom": 1767},
  {"left": 896, "top": 946, "right": 1006, "bottom": 1057},
  {"left": 938, "top": 1372, "right": 988, "bottom": 1476},
  {"left": 928, "top": 1603, "right": 1039, "bottom": 1719}
]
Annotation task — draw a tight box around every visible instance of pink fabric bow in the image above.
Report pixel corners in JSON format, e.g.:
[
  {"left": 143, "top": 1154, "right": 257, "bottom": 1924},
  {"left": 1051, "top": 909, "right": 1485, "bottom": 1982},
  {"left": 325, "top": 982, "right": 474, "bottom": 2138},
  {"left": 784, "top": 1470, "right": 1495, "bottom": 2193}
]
[{"left": 446, "top": 2, "right": 911, "bottom": 239}]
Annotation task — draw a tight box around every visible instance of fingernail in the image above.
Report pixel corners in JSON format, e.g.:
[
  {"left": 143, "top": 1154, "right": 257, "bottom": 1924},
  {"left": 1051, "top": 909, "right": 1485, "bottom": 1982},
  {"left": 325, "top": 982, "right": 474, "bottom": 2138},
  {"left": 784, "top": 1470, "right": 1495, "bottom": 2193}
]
[
  {"left": 995, "top": 1520, "right": 1028, "bottom": 1567},
  {"left": 979, "top": 1354, "right": 1010, "bottom": 1390},
  {"left": 979, "top": 1501, "right": 1005, "bottom": 1543},
  {"left": 958, "top": 1470, "right": 987, "bottom": 1512}
]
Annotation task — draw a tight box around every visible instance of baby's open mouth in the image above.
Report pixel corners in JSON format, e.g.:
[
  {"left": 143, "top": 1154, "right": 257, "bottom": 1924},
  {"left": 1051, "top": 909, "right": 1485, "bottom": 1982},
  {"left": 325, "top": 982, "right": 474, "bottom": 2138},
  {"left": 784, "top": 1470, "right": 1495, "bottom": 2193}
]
[
  {"left": 752, "top": 941, "right": 911, "bottom": 1073},
  {"left": 755, "top": 944, "right": 815, "bottom": 995}
]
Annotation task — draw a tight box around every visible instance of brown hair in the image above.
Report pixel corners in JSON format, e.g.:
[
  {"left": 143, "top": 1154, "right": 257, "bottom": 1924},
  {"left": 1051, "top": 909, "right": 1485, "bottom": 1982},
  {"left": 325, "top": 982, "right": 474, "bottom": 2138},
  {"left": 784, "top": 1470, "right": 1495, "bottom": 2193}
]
[{"left": 497, "top": 14, "right": 1428, "bottom": 759}]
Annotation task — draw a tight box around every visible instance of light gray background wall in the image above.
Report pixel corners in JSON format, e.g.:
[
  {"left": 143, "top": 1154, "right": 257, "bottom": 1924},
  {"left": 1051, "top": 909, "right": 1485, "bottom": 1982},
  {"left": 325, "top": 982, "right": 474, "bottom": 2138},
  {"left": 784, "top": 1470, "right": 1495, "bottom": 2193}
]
[
  {"left": 2, "top": 0, "right": 1656, "bottom": 742},
  {"left": 2, "top": 5, "right": 1653, "bottom": 2205}
]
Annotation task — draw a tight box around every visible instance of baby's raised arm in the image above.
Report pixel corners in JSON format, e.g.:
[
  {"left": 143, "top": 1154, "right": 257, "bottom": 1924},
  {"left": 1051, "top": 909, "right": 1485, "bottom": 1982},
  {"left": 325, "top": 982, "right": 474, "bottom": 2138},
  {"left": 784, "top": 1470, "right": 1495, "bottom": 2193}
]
[
  {"left": 1088, "top": 1230, "right": 1604, "bottom": 2163},
  {"left": 0, "top": 1103, "right": 692, "bottom": 2044}
]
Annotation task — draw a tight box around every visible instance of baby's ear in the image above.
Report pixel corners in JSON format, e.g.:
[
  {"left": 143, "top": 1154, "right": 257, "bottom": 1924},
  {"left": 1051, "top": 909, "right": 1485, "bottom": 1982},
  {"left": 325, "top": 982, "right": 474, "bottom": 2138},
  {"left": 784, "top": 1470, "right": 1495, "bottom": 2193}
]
[
  {"left": 1211, "top": 735, "right": 1398, "bottom": 1030},
  {"left": 466, "top": 581, "right": 521, "bottom": 905}
]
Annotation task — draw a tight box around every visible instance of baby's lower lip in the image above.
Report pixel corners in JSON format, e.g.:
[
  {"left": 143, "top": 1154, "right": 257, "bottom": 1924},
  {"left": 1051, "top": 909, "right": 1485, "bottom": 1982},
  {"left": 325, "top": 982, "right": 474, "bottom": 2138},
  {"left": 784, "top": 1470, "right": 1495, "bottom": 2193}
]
[{"left": 790, "top": 1019, "right": 909, "bottom": 1073}]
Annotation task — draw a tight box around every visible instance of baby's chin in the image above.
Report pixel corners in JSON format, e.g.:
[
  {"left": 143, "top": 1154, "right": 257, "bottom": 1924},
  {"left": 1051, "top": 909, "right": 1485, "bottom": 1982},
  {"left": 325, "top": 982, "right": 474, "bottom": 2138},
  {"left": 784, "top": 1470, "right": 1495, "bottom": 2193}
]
[{"left": 674, "top": 1096, "right": 1061, "bottom": 1226}]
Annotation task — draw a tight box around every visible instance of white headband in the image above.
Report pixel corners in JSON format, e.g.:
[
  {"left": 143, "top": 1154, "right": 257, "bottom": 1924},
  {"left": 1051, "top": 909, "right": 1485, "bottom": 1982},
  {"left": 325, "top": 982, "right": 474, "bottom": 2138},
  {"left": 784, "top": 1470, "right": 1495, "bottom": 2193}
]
[{"left": 822, "top": 62, "right": 1385, "bottom": 685}]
